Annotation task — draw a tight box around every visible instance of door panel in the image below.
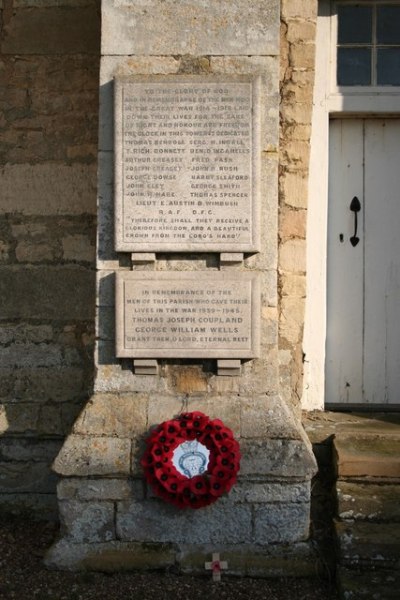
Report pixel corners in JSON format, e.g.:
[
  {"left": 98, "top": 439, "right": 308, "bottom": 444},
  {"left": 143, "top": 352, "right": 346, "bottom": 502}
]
[{"left": 326, "top": 118, "right": 400, "bottom": 405}]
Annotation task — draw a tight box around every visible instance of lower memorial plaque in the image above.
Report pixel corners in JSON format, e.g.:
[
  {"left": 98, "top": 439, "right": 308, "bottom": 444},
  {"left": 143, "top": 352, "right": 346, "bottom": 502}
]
[{"left": 116, "top": 271, "right": 260, "bottom": 358}]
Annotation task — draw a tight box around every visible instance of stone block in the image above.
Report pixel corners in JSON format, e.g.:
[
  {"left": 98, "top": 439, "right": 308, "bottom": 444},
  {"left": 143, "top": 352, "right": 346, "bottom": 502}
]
[
  {"left": 280, "top": 208, "right": 307, "bottom": 239},
  {"left": 0, "top": 324, "right": 53, "bottom": 345},
  {"left": 179, "top": 542, "right": 317, "bottom": 577},
  {"left": 15, "top": 241, "right": 55, "bottom": 262},
  {"left": 57, "top": 478, "right": 142, "bottom": 502},
  {"left": 230, "top": 481, "right": 310, "bottom": 504},
  {"left": 334, "top": 435, "right": 400, "bottom": 479},
  {"left": 59, "top": 500, "right": 115, "bottom": 543},
  {"left": 1, "top": 7, "right": 100, "bottom": 55},
  {"left": 0, "top": 460, "right": 57, "bottom": 493},
  {"left": 286, "top": 20, "right": 317, "bottom": 44},
  {"left": 280, "top": 273, "right": 306, "bottom": 297},
  {"left": 0, "top": 266, "right": 95, "bottom": 320},
  {"left": 335, "top": 521, "right": 400, "bottom": 570},
  {"left": 0, "top": 164, "right": 97, "bottom": 215},
  {"left": 253, "top": 502, "right": 310, "bottom": 543},
  {"left": 0, "top": 402, "right": 40, "bottom": 433},
  {"left": 45, "top": 539, "right": 177, "bottom": 571},
  {"left": 280, "top": 102, "right": 312, "bottom": 125},
  {"left": 62, "top": 235, "right": 95, "bottom": 263},
  {"left": 147, "top": 394, "right": 241, "bottom": 436},
  {"left": 0, "top": 493, "right": 58, "bottom": 519},
  {"left": 290, "top": 43, "right": 316, "bottom": 70},
  {"left": 73, "top": 393, "right": 147, "bottom": 438},
  {"left": 240, "top": 395, "right": 303, "bottom": 439},
  {"left": 116, "top": 498, "right": 252, "bottom": 544},
  {"left": 337, "top": 482, "right": 400, "bottom": 522},
  {"left": 0, "top": 366, "right": 87, "bottom": 403},
  {"left": 102, "top": 1, "right": 279, "bottom": 56},
  {"left": 281, "top": 0, "right": 318, "bottom": 20},
  {"left": 281, "top": 171, "right": 309, "bottom": 209},
  {"left": 337, "top": 566, "right": 400, "bottom": 600},
  {"left": 279, "top": 239, "right": 307, "bottom": 273},
  {"left": 240, "top": 438, "right": 316, "bottom": 479},
  {"left": 0, "top": 438, "right": 62, "bottom": 462},
  {"left": 279, "top": 297, "right": 306, "bottom": 345},
  {"left": 53, "top": 435, "right": 131, "bottom": 477},
  {"left": 1, "top": 342, "right": 63, "bottom": 368}
]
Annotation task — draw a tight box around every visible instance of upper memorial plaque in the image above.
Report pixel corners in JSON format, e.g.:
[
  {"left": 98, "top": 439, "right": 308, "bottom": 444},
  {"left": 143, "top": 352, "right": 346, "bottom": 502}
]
[{"left": 114, "top": 75, "right": 261, "bottom": 253}]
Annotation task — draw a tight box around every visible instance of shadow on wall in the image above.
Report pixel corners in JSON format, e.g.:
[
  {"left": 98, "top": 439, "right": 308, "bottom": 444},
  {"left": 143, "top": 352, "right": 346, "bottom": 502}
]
[{"left": 0, "top": 0, "right": 100, "bottom": 519}]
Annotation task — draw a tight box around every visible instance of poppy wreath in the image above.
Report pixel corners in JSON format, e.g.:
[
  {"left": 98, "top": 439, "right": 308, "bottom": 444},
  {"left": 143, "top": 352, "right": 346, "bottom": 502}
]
[{"left": 141, "top": 411, "right": 241, "bottom": 509}]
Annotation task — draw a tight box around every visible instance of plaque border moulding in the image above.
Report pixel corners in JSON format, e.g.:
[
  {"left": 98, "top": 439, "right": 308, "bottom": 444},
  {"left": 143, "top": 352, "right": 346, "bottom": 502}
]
[
  {"left": 114, "top": 74, "right": 262, "bottom": 254},
  {"left": 115, "top": 271, "right": 260, "bottom": 359}
]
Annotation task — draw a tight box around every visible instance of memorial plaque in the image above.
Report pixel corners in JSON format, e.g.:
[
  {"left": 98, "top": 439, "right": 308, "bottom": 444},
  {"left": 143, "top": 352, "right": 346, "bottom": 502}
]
[
  {"left": 114, "top": 75, "right": 261, "bottom": 253},
  {"left": 115, "top": 271, "right": 260, "bottom": 358}
]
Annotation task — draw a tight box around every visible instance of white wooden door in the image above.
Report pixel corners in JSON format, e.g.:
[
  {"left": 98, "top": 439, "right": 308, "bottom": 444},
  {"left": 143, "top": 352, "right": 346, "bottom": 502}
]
[{"left": 326, "top": 119, "right": 400, "bottom": 406}]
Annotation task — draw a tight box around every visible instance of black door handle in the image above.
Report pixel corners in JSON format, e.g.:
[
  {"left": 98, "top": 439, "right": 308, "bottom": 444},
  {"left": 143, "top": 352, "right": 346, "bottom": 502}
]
[{"left": 350, "top": 196, "right": 361, "bottom": 247}]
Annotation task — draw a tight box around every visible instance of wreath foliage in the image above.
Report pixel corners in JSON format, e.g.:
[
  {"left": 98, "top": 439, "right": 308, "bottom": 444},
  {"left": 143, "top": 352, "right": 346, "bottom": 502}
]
[{"left": 141, "top": 411, "right": 241, "bottom": 509}]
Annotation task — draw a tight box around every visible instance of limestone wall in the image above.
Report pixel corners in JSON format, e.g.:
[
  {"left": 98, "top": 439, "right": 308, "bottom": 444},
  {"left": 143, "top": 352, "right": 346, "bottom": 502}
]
[
  {"left": 279, "top": 0, "right": 318, "bottom": 412},
  {"left": 0, "top": 0, "right": 100, "bottom": 515}
]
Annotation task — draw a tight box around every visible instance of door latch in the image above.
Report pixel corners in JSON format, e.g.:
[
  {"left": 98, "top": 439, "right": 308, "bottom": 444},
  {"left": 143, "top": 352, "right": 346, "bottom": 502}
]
[{"left": 349, "top": 196, "right": 361, "bottom": 247}]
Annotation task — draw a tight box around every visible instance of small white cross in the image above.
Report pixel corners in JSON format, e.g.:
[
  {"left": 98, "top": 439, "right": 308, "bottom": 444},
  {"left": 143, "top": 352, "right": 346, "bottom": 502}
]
[{"left": 205, "top": 552, "right": 228, "bottom": 582}]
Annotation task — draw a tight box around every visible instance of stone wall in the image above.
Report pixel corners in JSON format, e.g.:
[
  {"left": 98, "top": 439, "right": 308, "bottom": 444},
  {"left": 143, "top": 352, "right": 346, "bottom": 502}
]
[
  {"left": 0, "top": 0, "right": 100, "bottom": 515},
  {"left": 278, "top": 0, "right": 318, "bottom": 412}
]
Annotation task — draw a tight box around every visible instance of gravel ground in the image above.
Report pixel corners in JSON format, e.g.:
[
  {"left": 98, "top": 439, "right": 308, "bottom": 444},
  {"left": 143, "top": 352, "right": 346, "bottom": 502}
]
[{"left": 0, "top": 515, "right": 338, "bottom": 600}]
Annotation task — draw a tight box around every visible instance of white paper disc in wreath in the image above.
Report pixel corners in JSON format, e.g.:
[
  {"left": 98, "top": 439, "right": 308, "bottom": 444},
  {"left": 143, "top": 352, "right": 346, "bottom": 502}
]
[{"left": 172, "top": 440, "right": 210, "bottom": 478}]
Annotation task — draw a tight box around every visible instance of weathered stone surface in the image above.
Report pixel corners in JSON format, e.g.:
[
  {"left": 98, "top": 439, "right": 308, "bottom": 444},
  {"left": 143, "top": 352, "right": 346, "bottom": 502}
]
[
  {"left": 337, "top": 566, "right": 400, "bottom": 600},
  {"left": 117, "top": 498, "right": 252, "bottom": 544},
  {"left": 0, "top": 367, "right": 87, "bottom": 403},
  {"left": 59, "top": 500, "right": 115, "bottom": 543},
  {"left": 0, "top": 493, "right": 58, "bottom": 518},
  {"left": 57, "top": 478, "right": 142, "bottom": 502},
  {"left": 0, "top": 165, "right": 97, "bottom": 215},
  {"left": 103, "top": 1, "right": 280, "bottom": 56},
  {"left": 147, "top": 394, "right": 241, "bottom": 436},
  {"left": 0, "top": 403, "right": 40, "bottom": 434},
  {"left": 253, "top": 502, "right": 310, "bottom": 543},
  {"left": 0, "top": 461, "right": 57, "bottom": 493},
  {"left": 337, "top": 482, "right": 400, "bottom": 522},
  {"left": 0, "top": 266, "right": 95, "bottom": 320},
  {"left": 53, "top": 435, "right": 131, "bottom": 477},
  {"left": 179, "top": 542, "right": 317, "bottom": 577},
  {"left": 240, "top": 395, "right": 302, "bottom": 439},
  {"left": 0, "top": 438, "right": 62, "bottom": 462},
  {"left": 73, "top": 394, "right": 147, "bottom": 437},
  {"left": 240, "top": 438, "right": 317, "bottom": 479},
  {"left": 230, "top": 480, "right": 310, "bottom": 504},
  {"left": 279, "top": 239, "right": 307, "bottom": 272},
  {"left": 334, "top": 435, "right": 400, "bottom": 479},
  {"left": 62, "top": 235, "right": 95, "bottom": 263},
  {"left": 335, "top": 521, "right": 400, "bottom": 569},
  {"left": 1, "top": 7, "right": 100, "bottom": 55},
  {"left": 45, "top": 539, "right": 177, "bottom": 571}
]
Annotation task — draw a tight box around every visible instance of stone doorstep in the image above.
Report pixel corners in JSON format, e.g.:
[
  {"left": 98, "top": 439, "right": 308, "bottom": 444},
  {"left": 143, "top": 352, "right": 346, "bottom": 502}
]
[
  {"left": 335, "top": 521, "right": 400, "bottom": 570},
  {"left": 336, "top": 566, "right": 400, "bottom": 599},
  {"left": 337, "top": 482, "right": 400, "bottom": 523},
  {"left": 333, "top": 435, "right": 400, "bottom": 480}
]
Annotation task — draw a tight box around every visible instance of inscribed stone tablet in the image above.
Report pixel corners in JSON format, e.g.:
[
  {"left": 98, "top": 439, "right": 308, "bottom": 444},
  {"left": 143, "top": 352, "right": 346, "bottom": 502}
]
[
  {"left": 114, "top": 76, "right": 261, "bottom": 253},
  {"left": 115, "top": 272, "right": 260, "bottom": 358}
]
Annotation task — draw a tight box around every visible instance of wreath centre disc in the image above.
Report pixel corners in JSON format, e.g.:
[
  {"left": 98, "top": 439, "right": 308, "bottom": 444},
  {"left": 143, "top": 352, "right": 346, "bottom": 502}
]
[{"left": 172, "top": 440, "right": 210, "bottom": 478}]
